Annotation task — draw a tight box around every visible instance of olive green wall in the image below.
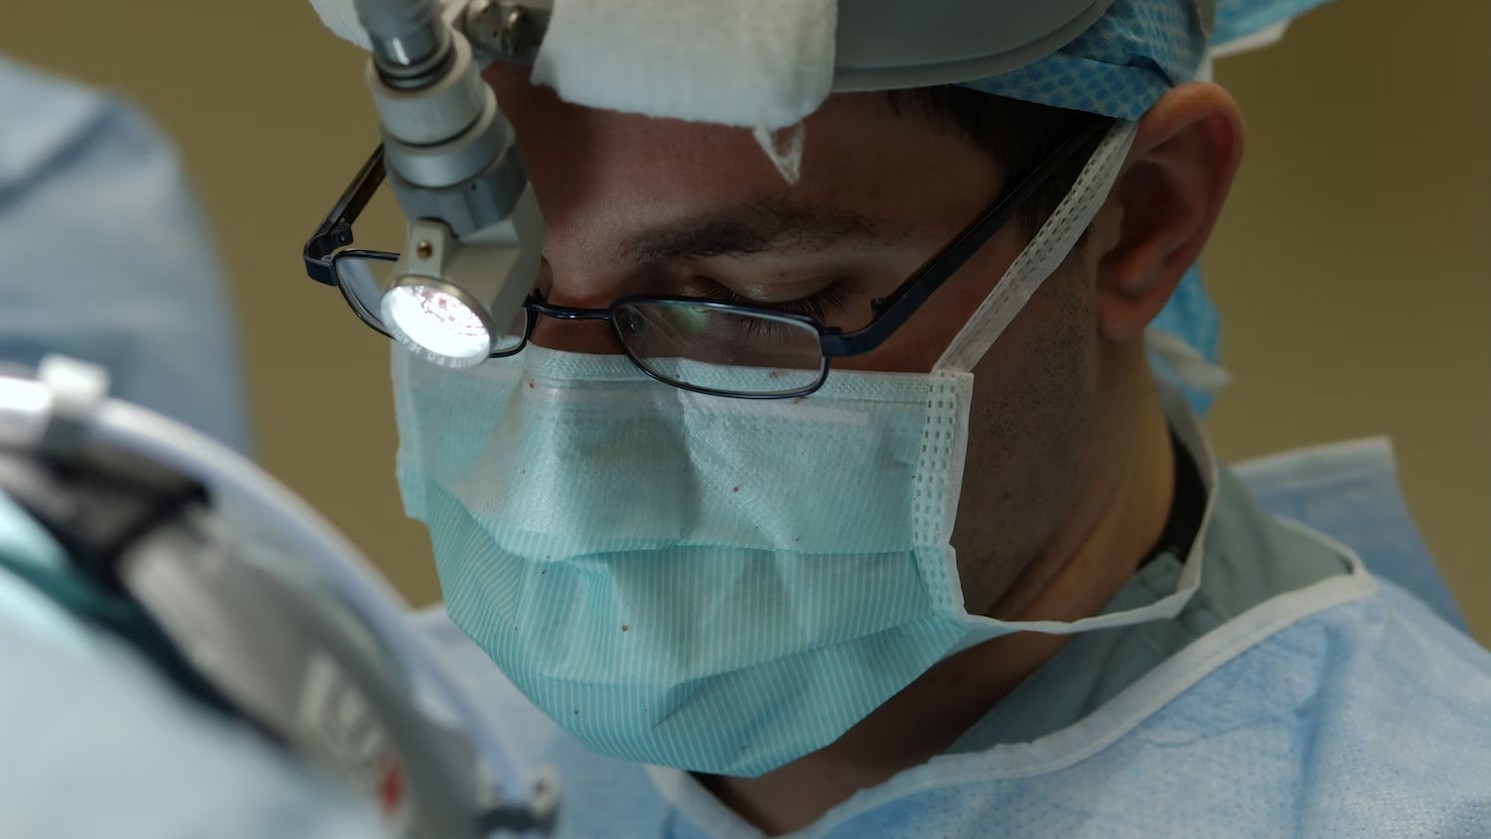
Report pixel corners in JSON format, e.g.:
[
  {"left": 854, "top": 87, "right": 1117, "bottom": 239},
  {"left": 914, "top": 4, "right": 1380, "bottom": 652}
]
[{"left": 3, "top": 0, "right": 1486, "bottom": 641}]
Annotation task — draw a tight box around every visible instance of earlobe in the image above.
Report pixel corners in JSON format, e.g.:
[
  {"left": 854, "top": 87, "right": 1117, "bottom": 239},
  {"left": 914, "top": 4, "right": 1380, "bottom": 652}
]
[{"left": 1096, "top": 83, "right": 1244, "bottom": 343}]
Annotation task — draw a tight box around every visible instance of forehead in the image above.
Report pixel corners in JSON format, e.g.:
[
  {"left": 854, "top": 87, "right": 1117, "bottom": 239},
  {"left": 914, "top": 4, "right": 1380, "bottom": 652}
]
[{"left": 484, "top": 65, "right": 1002, "bottom": 247}]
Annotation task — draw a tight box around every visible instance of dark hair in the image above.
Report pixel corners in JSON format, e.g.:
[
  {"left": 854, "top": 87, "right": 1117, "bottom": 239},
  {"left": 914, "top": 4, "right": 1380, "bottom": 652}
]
[{"left": 885, "top": 86, "right": 1113, "bottom": 235}]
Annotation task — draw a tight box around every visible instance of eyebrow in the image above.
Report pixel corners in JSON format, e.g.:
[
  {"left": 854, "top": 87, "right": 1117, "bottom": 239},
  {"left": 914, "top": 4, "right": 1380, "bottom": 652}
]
[{"left": 616, "top": 200, "right": 895, "bottom": 264}]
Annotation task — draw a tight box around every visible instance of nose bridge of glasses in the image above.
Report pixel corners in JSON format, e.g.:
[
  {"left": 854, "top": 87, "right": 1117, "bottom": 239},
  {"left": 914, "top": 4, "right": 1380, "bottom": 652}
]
[{"left": 527, "top": 301, "right": 626, "bottom": 355}]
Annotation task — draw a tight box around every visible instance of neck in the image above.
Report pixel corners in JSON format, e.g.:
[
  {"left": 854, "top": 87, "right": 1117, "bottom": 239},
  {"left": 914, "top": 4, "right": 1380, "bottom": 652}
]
[{"left": 702, "top": 354, "right": 1177, "bottom": 836}]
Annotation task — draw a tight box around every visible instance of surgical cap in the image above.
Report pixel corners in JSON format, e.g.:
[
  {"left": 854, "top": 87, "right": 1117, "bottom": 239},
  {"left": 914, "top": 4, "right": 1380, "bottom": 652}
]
[{"left": 966, "top": 0, "right": 1337, "bottom": 118}]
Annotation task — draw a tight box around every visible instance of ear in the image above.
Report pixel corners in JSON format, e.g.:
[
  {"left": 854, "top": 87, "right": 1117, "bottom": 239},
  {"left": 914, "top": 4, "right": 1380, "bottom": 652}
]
[{"left": 1095, "top": 83, "right": 1243, "bottom": 343}]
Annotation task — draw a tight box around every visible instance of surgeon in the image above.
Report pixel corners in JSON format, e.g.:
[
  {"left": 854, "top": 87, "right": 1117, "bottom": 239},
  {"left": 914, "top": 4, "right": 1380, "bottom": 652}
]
[{"left": 311, "top": 0, "right": 1491, "bottom": 836}]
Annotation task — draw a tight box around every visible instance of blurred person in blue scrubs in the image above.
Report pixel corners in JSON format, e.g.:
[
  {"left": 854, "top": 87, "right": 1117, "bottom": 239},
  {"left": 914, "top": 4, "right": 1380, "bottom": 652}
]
[
  {"left": 0, "top": 55, "right": 250, "bottom": 453},
  {"left": 0, "top": 57, "right": 383, "bottom": 837},
  {"left": 303, "top": 0, "right": 1491, "bottom": 836}
]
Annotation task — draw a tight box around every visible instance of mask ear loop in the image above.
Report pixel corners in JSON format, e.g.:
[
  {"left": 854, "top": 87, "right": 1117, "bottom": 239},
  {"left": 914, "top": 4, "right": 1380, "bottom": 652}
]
[{"left": 932, "top": 121, "right": 1139, "bottom": 375}]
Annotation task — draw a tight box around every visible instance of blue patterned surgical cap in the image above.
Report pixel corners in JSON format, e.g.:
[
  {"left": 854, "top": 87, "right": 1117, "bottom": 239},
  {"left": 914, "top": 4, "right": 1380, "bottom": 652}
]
[{"left": 964, "top": 0, "right": 1339, "bottom": 119}]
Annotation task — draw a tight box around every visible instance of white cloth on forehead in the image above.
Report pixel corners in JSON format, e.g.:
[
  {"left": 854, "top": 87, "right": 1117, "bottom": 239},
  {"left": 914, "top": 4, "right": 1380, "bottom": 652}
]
[
  {"left": 310, "top": 0, "right": 836, "bottom": 133},
  {"left": 532, "top": 0, "right": 835, "bottom": 180},
  {"left": 307, "top": 0, "right": 835, "bottom": 179},
  {"left": 531, "top": 0, "right": 836, "bottom": 132}
]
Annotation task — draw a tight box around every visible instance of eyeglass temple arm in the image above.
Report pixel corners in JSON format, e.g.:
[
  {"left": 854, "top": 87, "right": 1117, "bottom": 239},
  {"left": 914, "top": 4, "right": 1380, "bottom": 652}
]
[
  {"left": 819, "top": 118, "right": 1113, "bottom": 359},
  {"left": 304, "top": 145, "right": 388, "bottom": 285}
]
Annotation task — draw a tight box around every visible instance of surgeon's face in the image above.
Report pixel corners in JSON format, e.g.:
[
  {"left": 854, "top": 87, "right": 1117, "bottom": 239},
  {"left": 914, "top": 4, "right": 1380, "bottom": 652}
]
[{"left": 484, "top": 65, "right": 1109, "bottom": 614}]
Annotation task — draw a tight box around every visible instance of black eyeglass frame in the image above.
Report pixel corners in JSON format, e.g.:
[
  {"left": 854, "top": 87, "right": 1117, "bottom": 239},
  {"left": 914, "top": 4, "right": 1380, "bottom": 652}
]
[{"left": 304, "top": 117, "right": 1114, "bottom": 398}]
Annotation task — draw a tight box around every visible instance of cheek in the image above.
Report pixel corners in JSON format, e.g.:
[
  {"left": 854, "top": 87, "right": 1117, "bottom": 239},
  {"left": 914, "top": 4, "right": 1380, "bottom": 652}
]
[
  {"left": 966, "top": 269, "right": 1097, "bottom": 459},
  {"left": 965, "top": 268, "right": 1097, "bottom": 487},
  {"left": 950, "top": 267, "right": 1099, "bottom": 609}
]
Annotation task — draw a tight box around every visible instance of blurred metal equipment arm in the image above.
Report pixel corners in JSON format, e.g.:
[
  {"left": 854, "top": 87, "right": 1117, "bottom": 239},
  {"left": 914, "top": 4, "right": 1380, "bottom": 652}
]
[{"left": 0, "top": 356, "right": 558, "bottom": 837}]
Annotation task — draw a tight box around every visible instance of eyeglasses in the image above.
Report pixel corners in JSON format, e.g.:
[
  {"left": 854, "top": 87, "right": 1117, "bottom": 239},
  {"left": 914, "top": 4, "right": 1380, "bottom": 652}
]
[{"left": 304, "top": 117, "right": 1112, "bottom": 399}]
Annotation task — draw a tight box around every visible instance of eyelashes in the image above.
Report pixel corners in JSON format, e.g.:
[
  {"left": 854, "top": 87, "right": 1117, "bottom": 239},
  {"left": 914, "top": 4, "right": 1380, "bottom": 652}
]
[{"left": 696, "top": 278, "right": 853, "bottom": 324}]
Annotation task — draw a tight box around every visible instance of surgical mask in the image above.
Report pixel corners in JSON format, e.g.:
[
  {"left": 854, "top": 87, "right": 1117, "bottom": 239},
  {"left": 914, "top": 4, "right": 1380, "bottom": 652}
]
[{"left": 391, "top": 121, "right": 1204, "bottom": 777}]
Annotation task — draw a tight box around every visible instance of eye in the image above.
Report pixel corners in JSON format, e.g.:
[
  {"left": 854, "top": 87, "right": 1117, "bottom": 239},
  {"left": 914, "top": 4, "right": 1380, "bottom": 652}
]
[{"left": 696, "top": 279, "right": 851, "bottom": 324}]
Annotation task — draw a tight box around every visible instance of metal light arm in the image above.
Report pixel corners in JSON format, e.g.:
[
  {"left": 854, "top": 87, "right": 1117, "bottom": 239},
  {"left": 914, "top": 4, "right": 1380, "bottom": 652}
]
[{"left": 353, "top": 0, "right": 544, "bottom": 366}]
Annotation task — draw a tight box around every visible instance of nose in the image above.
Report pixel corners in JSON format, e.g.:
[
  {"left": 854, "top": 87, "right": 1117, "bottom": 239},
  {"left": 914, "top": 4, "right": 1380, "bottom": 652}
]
[
  {"left": 527, "top": 258, "right": 627, "bottom": 355},
  {"left": 529, "top": 316, "right": 622, "bottom": 355}
]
